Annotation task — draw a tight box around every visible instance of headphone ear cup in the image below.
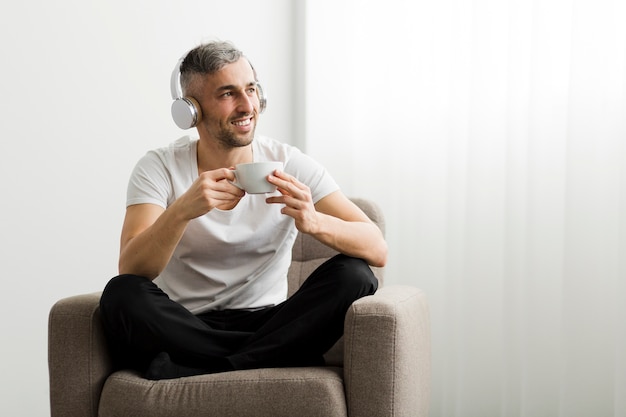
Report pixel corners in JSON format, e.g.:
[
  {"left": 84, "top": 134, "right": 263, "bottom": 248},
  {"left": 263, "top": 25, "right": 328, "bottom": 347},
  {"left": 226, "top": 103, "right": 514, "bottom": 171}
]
[
  {"left": 257, "top": 82, "right": 267, "bottom": 114},
  {"left": 171, "top": 97, "right": 202, "bottom": 129}
]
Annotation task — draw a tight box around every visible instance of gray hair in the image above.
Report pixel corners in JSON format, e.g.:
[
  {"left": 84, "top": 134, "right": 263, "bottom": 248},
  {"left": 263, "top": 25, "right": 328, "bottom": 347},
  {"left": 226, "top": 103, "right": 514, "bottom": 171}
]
[{"left": 180, "top": 41, "right": 245, "bottom": 95}]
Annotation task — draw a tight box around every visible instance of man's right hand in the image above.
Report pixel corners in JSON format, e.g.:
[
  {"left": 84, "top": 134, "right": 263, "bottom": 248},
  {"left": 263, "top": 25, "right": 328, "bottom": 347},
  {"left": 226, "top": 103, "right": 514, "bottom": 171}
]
[
  {"left": 175, "top": 168, "right": 246, "bottom": 219},
  {"left": 118, "top": 168, "right": 245, "bottom": 278}
]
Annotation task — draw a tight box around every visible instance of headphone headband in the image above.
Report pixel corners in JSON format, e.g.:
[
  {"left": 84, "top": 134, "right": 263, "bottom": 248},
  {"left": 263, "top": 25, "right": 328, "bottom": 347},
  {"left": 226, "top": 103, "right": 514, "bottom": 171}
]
[{"left": 170, "top": 57, "right": 185, "bottom": 100}]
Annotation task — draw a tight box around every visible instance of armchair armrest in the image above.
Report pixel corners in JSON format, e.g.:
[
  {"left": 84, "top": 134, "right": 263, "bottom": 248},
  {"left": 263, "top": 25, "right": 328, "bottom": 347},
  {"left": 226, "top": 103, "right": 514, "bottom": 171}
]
[
  {"left": 344, "top": 285, "right": 431, "bottom": 417},
  {"left": 48, "top": 292, "right": 113, "bottom": 417}
]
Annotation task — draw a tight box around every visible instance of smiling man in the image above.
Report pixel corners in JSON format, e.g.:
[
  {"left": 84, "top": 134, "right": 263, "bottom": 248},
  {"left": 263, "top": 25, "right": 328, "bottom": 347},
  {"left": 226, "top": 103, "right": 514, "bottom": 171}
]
[{"left": 99, "top": 41, "right": 387, "bottom": 380}]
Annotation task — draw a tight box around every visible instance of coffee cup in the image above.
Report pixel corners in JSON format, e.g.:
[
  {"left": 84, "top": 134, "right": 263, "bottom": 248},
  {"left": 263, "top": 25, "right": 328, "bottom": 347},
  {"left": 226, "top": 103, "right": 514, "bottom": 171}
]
[{"left": 232, "top": 161, "right": 283, "bottom": 194}]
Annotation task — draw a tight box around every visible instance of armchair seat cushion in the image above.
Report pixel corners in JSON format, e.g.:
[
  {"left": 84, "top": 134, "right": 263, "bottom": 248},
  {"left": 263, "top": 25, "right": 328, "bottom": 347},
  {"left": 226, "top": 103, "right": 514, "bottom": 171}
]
[{"left": 98, "top": 367, "right": 347, "bottom": 417}]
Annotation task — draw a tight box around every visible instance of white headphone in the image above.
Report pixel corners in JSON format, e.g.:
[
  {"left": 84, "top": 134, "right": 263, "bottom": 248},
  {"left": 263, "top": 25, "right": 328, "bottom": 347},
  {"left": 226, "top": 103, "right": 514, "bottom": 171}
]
[{"left": 170, "top": 56, "right": 268, "bottom": 129}]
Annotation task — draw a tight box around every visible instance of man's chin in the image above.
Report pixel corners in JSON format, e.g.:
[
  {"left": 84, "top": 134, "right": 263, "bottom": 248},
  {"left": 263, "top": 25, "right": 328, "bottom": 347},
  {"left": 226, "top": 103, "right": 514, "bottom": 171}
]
[
  {"left": 218, "top": 131, "right": 255, "bottom": 148},
  {"left": 235, "top": 132, "right": 255, "bottom": 147}
]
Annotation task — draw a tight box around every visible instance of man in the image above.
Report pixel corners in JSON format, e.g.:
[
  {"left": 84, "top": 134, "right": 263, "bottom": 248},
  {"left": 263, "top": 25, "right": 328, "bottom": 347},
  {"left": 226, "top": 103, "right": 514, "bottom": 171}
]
[{"left": 100, "top": 41, "right": 387, "bottom": 380}]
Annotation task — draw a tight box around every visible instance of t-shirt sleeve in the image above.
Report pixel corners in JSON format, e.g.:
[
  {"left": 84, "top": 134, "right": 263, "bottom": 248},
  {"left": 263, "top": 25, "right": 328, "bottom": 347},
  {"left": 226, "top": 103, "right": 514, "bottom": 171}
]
[
  {"left": 285, "top": 148, "right": 340, "bottom": 203},
  {"left": 126, "top": 151, "right": 172, "bottom": 209}
]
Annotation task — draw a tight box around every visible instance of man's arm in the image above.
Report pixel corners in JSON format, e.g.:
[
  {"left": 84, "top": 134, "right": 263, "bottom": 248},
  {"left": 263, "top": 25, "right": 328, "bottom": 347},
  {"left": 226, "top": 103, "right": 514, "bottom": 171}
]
[
  {"left": 118, "top": 168, "right": 245, "bottom": 279},
  {"left": 118, "top": 203, "right": 185, "bottom": 279},
  {"left": 266, "top": 171, "right": 387, "bottom": 267},
  {"left": 311, "top": 191, "right": 388, "bottom": 267}
]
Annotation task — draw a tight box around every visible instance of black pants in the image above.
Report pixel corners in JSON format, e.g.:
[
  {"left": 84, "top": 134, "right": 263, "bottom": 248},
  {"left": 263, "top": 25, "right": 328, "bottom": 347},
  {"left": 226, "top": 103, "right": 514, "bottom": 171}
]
[{"left": 99, "top": 254, "right": 378, "bottom": 373}]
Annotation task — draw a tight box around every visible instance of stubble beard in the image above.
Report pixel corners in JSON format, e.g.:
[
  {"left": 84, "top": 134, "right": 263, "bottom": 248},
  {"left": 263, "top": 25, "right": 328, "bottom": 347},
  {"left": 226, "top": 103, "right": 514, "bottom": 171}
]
[
  {"left": 216, "top": 127, "right": 255, "bottom": 149},
  {"left": 206, "top": 115, "right": 256, "bottom": 150}
]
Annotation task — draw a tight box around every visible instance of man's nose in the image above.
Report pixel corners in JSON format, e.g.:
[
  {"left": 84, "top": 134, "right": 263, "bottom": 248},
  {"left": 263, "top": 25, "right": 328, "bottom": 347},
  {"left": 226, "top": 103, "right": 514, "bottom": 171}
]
[{"left": 237, "top": 92, "right": 256, "bottom": 113}]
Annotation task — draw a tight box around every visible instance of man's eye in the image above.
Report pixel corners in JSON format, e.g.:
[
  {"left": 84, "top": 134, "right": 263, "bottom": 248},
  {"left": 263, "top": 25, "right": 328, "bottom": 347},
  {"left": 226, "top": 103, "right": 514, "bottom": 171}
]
[{"left": 222, "top": 92, "right": 233, "bottom": 97}]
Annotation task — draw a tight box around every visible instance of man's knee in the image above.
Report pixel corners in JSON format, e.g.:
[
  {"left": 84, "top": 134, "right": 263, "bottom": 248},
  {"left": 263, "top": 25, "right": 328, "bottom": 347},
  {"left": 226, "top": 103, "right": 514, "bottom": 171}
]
[
  {"left": 102, "top": 274, "right": 149, "bottom": 305},
  {"left": 100, "top": 274, "right": 158, "bottom": 326},
  {"left": 324, "top": 254, "right": 379, "bottom": 298}
]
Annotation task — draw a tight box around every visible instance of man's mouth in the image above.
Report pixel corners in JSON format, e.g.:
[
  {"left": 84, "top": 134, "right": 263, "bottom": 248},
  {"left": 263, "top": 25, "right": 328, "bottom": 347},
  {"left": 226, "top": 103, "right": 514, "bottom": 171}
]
[{"left": 232, "top": 117, "right": 252, "bottom": 127}]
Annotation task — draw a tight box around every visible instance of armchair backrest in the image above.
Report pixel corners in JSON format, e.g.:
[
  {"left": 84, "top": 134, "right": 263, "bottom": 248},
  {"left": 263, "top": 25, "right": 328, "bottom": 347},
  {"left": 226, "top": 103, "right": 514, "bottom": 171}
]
[{"left": 287, "top": 197, "right": 385, "bottom": 297}]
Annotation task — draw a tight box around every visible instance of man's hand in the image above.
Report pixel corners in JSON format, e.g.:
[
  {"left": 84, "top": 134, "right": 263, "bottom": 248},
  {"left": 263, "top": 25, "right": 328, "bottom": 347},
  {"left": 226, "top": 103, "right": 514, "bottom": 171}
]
[
  {"left": 176, "top": 168, "right": 246, "bottom": 219},
  {"left": 266, "top": 169, "right": 387, "bottom": 267},
  {"left": 118, "top": 168, "right": 245, "bottom": 278},
  {"left": 265, "top": 170, "right": 320, "bottom": 234}
]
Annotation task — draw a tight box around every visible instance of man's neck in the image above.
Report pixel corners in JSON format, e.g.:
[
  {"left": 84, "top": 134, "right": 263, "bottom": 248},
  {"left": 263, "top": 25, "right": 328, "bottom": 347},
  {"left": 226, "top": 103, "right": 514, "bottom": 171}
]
[{"left": 196, "top": 138, "right": 253, "bottom": 173}]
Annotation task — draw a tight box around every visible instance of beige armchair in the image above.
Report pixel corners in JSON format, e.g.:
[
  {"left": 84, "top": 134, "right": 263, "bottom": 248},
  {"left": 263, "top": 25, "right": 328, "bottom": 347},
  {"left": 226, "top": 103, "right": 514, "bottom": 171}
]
[{"left": 48, "top": 198, "right": 430, "bottom": 417}]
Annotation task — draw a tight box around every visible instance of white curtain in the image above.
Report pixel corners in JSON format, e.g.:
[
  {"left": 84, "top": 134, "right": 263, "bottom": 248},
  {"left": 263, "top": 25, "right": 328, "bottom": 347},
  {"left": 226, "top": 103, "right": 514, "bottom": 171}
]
[{"left": 302, "top": 0, "right": 626, "bottom": 416}]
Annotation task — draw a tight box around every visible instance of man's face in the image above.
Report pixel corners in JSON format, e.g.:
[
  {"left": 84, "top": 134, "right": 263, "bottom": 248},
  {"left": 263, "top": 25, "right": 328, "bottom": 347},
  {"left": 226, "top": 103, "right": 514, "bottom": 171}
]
[{"left": 194, "top": 58, "right": 261, "bottom": 148}]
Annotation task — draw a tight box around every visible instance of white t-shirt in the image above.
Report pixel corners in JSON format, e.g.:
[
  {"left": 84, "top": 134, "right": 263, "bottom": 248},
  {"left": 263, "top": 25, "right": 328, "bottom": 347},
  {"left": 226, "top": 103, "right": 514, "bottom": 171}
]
[{"left": 126, "top": 135, "right": 339, "bottom": 314}]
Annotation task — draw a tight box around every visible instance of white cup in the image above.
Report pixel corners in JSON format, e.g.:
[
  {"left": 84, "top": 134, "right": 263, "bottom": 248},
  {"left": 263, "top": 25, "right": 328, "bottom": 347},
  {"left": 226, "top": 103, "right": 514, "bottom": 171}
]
[{"left": 232, "top": 161, "right": 283, "bottom": 194}]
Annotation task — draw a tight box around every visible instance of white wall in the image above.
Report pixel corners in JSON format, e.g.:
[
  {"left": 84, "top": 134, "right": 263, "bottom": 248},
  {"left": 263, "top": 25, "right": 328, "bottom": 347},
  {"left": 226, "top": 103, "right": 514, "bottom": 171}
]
[{"left": 0, "top": 1, "right": 296, "bottom": 415}]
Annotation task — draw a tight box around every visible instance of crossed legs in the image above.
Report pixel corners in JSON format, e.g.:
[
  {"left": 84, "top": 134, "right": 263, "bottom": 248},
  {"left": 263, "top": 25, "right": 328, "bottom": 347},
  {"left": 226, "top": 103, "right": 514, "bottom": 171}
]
[{"left": 99, "top": 254, "right": 378, "bottom": 379}]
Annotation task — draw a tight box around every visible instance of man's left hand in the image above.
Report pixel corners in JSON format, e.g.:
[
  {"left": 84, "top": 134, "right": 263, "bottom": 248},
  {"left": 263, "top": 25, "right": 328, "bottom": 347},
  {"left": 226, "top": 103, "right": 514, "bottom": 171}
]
[{"left": 265, "top": 170, "right": 319, "bottom": 234}]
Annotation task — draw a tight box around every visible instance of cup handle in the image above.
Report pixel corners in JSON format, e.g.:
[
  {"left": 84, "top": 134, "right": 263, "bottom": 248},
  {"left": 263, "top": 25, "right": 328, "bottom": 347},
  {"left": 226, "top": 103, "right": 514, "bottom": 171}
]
[{"left": 229, "top": 171, "right": 244, "bottom": 190}]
